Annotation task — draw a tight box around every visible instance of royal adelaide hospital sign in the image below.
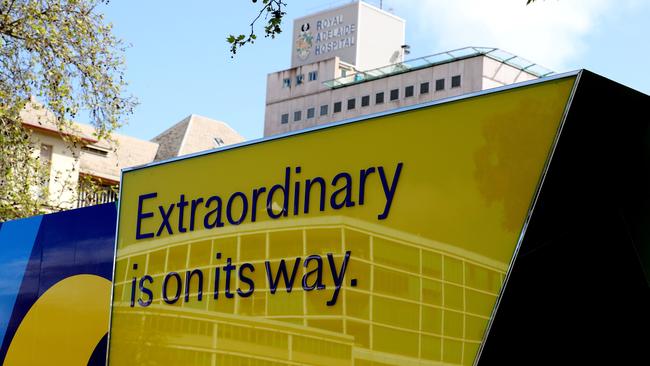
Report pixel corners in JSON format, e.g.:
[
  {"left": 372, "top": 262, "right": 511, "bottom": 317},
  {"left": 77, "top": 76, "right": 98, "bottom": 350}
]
[{"left": 295, "top": 15, "right": 357, "bottom": 61}]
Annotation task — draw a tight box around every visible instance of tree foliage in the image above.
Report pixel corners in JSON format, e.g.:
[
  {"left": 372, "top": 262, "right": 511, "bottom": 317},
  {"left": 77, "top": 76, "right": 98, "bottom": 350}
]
[
  {"left": 227, "top": 0, "right": 286, "bottom": 56},
  {"left": 0, "top": 0, "right": 135, "bottom": 221}
]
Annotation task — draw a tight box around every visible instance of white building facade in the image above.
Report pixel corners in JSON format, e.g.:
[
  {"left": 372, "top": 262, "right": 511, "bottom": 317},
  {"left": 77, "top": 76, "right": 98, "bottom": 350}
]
[
  {"left": 20, "top": 105, "right": 244, "bottom": 211},
  {"left": 264, "top": 1, "right": 552, "bottom": 137}
]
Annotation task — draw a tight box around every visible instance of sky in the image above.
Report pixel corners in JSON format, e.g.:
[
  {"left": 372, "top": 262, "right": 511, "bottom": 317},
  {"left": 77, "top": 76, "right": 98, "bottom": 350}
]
[{"left": 98, "top": 0, "right": 650, "bottom": 141}]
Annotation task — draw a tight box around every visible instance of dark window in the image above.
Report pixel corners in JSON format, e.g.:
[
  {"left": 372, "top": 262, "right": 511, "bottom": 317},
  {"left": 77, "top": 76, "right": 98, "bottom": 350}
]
[
  {"left": 435, "top": 78, "right": 445, "bottom": 91},
  {"left": 296, "top": 74, "right": 304, "bottom": 85},
  {"left": 40, "top": 144, "right": 52, "bottom": 182},
  {"left": 376, "top": 92, "right": 384, "bottom": 104},
  {"left": 405, "top": 85, "right": 414, "bottom": 98},
  {"left": 320, "top": 104, "right": 329, "bottom": 116},
  {"left": 307, "top": 107, "right": 315, "bottom": 119},
  {"left": 451, "top": 75, "right": 461, "bottom": 88},
  {"left": 341, "top": 69, "right": 348, "bottom": 77},
  {"left": 361, "top": 95, "right": 370, "bottom": 107},
  {"left": 82, "top": 146, "right": 109, "bottom": 157},
  {"left": 347, "top": 98, "right": 356, "bottom": 110},
  {"left": 334, "top": 101, "right": 342, "bottom": 113},
  {"left": 294, "top": 110, "right": 302, "bottom": 122},
  {"left": 281, "top": 114, "right": 289, "bottom": 124},
  {"left": 390, "top": 88, "right": 399, "bottom": 101},
  {"left": 420, "top": 82, "right": 430, "bottom": 94},
  {"left": 308, "top": 71, "right": 318, "bottom": 81},
  {"left": 282, "top": 78, "right": 291, "bottom": 88}
]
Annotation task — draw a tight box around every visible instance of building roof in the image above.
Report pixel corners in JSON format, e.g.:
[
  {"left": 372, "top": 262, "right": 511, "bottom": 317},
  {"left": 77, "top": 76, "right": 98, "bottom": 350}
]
[
  {"left": 21, "top": 100, "right": 245, "bottom": 182},
  {"left": 151, "top": 114, "right": 245, "bottom": 162},
  {"left": 323, "top": 46, "right": 554, "bottom": 89},
  {"left": 77, "top": 124, "right": 159, "bottom": 183},
  {"left": 20, "top": 100, "right": 98, "bottom": 143}
]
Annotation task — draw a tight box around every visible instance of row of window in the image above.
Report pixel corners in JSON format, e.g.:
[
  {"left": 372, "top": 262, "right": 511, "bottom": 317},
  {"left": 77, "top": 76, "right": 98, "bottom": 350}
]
[
  {"left": 283, "top": 71, "right": 318, "bottom": 88},
  {"left": 280, "top": 75, "right": 462, "bottom": 124}
]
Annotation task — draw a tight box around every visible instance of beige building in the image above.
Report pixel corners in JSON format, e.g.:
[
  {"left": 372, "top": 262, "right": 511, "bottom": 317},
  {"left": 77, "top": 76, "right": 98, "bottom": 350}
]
[
  {"left": 264, "top": 1, "right": 553, "bottom": 137},
  {"left": 21, "top": 104, "right": 244, "bottom": 210}
]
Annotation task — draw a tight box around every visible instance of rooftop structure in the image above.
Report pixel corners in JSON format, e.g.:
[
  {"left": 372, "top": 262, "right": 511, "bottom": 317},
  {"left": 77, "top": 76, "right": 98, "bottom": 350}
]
[
  {"left": 151, "top": 114, "right": 244, "bottom": 162},
  {"left": 323, "top": 47, "right": 553, "bottom": 89},
  {"left": 291, "top": 1, "right": 405, "bottom": 71},
  {"left": 264, "top": 1, "right": 553, "bottom": 137}
]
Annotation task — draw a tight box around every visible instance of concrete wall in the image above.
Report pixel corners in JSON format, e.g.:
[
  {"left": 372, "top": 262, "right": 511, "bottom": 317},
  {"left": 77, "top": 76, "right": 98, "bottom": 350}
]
[
  {"left": 263, "top": 55, "right": 544, "bottom": 136},
  {"left": 32, "top": 132, "right": 80, "bottom": 209},
  {"left": 266, "top": 58, "right": 339, "bottom": 105},
  {"left": 264, "top": 56, "right": 485, "bottom": 136},
  {"left": 482, "top": 57, "right": 537, "bottom": 90},
  {"left": 356, "top": 2, "right": 405, "bottom": 70}
]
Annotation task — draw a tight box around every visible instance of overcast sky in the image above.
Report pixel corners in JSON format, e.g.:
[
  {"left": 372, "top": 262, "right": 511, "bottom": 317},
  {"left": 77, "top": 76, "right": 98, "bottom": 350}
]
[{"left": 100, "top": 0, "right": 650, "bottom": 141}]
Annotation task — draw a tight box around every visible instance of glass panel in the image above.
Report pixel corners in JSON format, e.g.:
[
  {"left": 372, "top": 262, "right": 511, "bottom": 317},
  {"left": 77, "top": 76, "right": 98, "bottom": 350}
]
[
  {"left": 506, "top": 56, "right": 534, "bottom": 70},
  {"left": 526, "top": 64, "right": 554, "bottom": 77},
  {"left": 321, "top": 47, "right": 553, "bottom": 89},
  {"left": 448, "top": 48, "right": 479, "bottom": 58},
  {"left": 486, "top": 49, "right": 514, "bottom": 62}
]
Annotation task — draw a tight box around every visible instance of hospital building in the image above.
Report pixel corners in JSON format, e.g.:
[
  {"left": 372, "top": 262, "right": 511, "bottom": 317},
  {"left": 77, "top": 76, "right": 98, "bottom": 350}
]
[{"left": 264, "top": 1, "right": 552, "bottom": 137}]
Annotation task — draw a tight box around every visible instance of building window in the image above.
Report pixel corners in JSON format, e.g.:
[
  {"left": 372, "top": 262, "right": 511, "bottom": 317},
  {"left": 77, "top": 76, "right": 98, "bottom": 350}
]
[
  {"left": 361, "top": 95, "right": 370, "bottom": 107},
  {"left": 390, "top": 88, "right": 399, "bottom": 101},
  {"left": 452, "top": 75, "right": 462, "bottom": 88},
  {"left": 320, "top": 104, "right": 329, "bottom": 116},
  {"left": 420, "top": 82, "right": 430, "bottom": 94},
  {"left": 281, "top": 113, "right": 289, "bottom": 124},
  {"left": 435, "top": 78, "right": 445, "bottom": 91},
  {"left": 39, "top": 144, "right": 52, "bottom": 186},
  {"left": 296, "top": 74, "right": 304, "bottom": 85},
  {"left": 405, "top": 85, "right": 414, "bottom": 98},
  {"left": 334, "top": 101, "right": 342, "bottom": 113},
  {"left": 294, "top": 110, "right": 302, "bottom": 122},
  {"left": 307, "top": 107, "right": 315, "bottom": 119},
  {"left": 308, "top": 71, "right": 318, "bottom": 81},
  {"left": 376, "top": 92, "right": 384, "bottom": 104},
  {"left": 347, "top": 98, "right": 356, "bottom": 110},
  {"left": 82, "top": 145, "right": 109, "bottom": 157},
  {"left": 341, "top": 69, "right": 348, "bottom": 77},
  {"left": 283, "top": 78, "right": 291, "bottom": 88},
  {"left": 213, "top": 137, "right": 225, "bottom": 147}
]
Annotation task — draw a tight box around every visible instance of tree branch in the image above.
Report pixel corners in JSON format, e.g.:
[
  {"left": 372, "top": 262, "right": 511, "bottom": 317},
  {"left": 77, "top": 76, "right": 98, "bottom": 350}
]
[{"left": 227, "top": 0, "right": 286, "bottom": 56}]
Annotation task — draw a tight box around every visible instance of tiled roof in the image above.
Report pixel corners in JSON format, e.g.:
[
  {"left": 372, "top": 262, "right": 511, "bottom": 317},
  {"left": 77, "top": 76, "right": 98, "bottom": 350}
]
[{"left": 151, "top": 114, "right": 245, "bottom": 162}]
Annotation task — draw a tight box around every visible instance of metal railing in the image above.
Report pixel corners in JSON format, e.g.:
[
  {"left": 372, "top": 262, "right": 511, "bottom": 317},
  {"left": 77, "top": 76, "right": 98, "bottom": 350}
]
[
  {"left": 77, "top": 184, "right": 118, "bottom": 208},
  {"left": 323, "top": 46, "right": 554, "bottom": 89}
]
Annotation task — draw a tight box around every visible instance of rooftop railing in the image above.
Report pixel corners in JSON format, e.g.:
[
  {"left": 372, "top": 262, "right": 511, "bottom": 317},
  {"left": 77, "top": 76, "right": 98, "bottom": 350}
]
[{"left": 323, "top": 46, "right": 554, "bottom": 89}]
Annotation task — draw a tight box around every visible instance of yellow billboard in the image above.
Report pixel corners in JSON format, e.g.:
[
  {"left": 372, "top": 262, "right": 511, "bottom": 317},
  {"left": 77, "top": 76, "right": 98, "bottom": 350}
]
[{"left": 108, "top": 76, "right": 576, "bottom": 365}]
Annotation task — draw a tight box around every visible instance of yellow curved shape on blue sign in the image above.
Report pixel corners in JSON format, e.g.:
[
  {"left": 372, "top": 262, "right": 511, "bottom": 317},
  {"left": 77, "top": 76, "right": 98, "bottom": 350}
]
[{"left": 4, "top": 274, "right": 111, "bottom": 366}]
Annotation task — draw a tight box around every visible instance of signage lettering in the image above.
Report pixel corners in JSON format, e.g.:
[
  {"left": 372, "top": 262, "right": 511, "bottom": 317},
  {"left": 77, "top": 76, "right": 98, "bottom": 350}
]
[
  {"left": 130, "top": 250, "right": 354, "bottom": 307},
  {"left": 135, "top": 163, "right": 404, "bottom": 240},
  {"left": 296, "top": 13, "right": 357, "bottom": 61}
]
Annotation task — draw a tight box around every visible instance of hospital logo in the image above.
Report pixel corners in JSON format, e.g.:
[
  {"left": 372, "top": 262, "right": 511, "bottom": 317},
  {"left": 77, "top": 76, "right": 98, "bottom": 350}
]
[{"left": 295, "top": 23, "right": 313, "bottom": 60}]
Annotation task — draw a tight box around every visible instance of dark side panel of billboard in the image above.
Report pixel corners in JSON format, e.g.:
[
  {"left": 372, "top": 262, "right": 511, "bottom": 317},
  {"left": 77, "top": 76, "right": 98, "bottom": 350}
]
[{"left": 479, "top": 71, "right": 650, "bottom": 364}]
